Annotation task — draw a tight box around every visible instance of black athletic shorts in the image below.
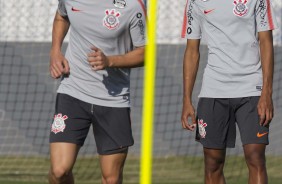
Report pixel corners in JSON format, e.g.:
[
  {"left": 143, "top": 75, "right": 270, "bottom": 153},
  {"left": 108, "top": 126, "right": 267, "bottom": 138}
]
[
  {"left": 196, "top": 97, "right": 269, "bottom": 149},
  {"left": 49, "top": 93, "right": 134, "bottom": 155}
]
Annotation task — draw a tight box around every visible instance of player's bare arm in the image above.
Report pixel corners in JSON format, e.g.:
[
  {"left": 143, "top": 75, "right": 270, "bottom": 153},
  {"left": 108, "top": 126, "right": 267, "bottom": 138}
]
[
  {"left": 87, "top": 46, "right": 144, "bottom": 71},
  {"left": 257, "top": 30, "right": 275, "bottom": 126},
  {"left": 181, "top": 39, "right": 200, "bottom": 131},
  {"left": 49, "top": 11, "right": 70, "bottom": 79}
]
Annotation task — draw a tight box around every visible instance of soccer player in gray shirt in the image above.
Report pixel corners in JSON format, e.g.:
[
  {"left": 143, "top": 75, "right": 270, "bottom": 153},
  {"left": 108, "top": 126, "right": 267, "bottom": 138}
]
[
  {"left": 48, "top": 0, "right": 146, "bottom": 183},
  {"left": 181, "top": 0, "right": 278, "bottom": 183}
]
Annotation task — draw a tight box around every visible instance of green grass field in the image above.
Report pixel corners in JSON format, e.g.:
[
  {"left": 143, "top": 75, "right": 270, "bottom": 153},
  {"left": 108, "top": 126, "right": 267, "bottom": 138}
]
[{"left": 0, "top": 156, "right": 281, "bottom": 184}]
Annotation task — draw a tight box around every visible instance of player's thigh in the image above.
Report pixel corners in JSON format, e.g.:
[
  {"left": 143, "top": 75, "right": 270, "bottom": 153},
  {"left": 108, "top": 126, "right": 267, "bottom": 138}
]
[
  {"left": 50, "top": 142, "right": 80, "bottom": 170},
  {"left": 196, "top": 98, "right": 236, "bottom": 149},
  {"left": 235, "top": 96, "right": 269, "bottom": 145},
  {"left": 92, "top": 105, "right": 134, "bottom": 155},
  {"left": 50, "top": 93, "right": 92, "bottom": 146},
  {"left": 99, "top": 152, "right": 128, "bottom": 178},
  {"left": 243, "top": 144, "right": 266, "bottom": 163},
  {"left": 204, "top": 148, "right": 226, "bottom": 167}
]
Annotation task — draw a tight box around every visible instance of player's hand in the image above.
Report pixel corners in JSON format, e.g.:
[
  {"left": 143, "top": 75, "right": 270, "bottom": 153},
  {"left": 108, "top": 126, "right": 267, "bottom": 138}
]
[
  {"left": 257, "top": 94, "right": 274, "bottom": 126},
  {"left": 49, "top": 50, "right": 70, "bottom": 79},
  {"left": 88, "top": 47, "right": 110, "bottom": 71},
  {"left": 181, "top": 99, "right": 197, "bottom": 131}
]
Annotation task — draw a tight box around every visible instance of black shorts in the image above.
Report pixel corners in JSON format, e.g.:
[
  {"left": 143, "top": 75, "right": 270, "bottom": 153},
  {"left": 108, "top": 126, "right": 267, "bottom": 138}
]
[
  {"left": 49, "top": 93, "right": 134, "bottom": 155},
  {"left": 196, "top": 97, "right": 269, "bottom": 149}
]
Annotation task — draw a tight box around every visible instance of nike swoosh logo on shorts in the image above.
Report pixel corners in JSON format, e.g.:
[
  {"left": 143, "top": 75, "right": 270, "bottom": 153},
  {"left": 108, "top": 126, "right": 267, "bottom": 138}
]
[
  {"left": 204, "top": 9, "right": 215, "bottom": 14},
  {"left": 71, "top": 7, "right": 81, "bottom": 12},
  {"left": 257, "top": 132, "right": 268, "bottom": 138}
]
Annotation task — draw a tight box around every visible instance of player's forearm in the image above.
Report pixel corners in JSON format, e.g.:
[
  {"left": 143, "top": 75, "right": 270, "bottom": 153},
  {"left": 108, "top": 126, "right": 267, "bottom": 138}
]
[
  {"left": 51, "top": 12, "right": 70, "bottom": 53},
  {"left": 107, "top": 47, "right": 144, "bottom": 68},
  {"left": 183, "top": 47, "right": 200, "bottom": 103},
  {"left": 259, "top": 31, "right": 274, "bottom": 97}
]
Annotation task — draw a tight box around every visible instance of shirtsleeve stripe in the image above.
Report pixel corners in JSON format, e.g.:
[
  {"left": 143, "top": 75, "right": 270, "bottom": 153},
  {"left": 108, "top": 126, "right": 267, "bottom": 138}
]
[
  {"left": 137, "top": 0, "right": 147, "bottom": 17},
  {"left": 181, "top": 0, "right": 189, "bottom": 38},
  {"left": 266, "top": 0, "right": 274, "bottom": 30}
]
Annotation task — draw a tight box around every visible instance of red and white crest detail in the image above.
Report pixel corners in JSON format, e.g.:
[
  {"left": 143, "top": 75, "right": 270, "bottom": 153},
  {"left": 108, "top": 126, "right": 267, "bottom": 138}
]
[
  {"left": 103, "top": 9, "right": 121, "bottom": 30},
  {"left": 233, "top": 0, "right": 248, "bottom": 17},
  {"left": 51, "top": 113, "right": 68, "bottom": 134},
  {"left": 198, "top": 119, "right": 207, "bottom": 138}
]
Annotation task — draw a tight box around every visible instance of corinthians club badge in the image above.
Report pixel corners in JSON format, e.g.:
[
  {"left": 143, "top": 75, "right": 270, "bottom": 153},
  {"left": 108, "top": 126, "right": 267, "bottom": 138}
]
[
  {"left": 233, "top": 0, "right": 248, "bottom": 17},
  {"left": 103, "top": 9, "right": 121, "bottom": 30},
  {"left": 113, "top": 0, "right": 126, "bottom": 9},
  {"left": 51, "top": 113, "right": 68, "bottom": 134},
  {"left": 198, "top": 119, "right": 207, "bottom": 139}
]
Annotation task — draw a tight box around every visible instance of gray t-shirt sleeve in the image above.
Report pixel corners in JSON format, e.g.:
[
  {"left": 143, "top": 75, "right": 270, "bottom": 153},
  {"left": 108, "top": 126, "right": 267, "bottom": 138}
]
[
  {"left": 129, "top": 3, "right": 146, "bottom": 47},
  {"left": 181, "top": 0, "right": 201, "bottom": 39},
  {"left": 57, "top": 0, "right": 68, "bottom": 17},
  {"left": 255, "top": 0, "right": 278, "bottom": 32}
]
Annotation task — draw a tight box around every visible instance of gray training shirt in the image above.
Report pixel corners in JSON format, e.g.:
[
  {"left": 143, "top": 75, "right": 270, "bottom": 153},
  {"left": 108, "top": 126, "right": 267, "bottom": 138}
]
[
  {"left": 57, "top": 0, "right": 146, "bottom": 107},
  {"left": 182, "top": 0, "right": 278, "bottom": 98}
]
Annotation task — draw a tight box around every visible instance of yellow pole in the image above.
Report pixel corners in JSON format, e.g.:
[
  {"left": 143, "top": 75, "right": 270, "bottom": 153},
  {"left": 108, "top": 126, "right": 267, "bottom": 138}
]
[{"left": 140, "top": 0, "right": 158, "bottom": 184}]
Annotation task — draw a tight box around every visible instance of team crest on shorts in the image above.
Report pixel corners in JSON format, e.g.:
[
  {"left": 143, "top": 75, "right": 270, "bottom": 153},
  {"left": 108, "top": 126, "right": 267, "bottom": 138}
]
[
  {"left": 233, "top": 0, "right": 248, "bottom": 17},
  {"left": 51, "top": 113, "right": 68, "bottom": 134},
  {"left": 198, "top": 119, "right": 207, "bottom": 138},
  {"left": 103, "top": 9, "right": 121, "bottom": 30}
]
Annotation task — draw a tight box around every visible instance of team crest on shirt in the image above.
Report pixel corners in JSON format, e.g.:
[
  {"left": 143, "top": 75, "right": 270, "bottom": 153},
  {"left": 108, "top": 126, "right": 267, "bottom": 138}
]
[
  {"left": 113, "top": 0, "right": 126, "bottom": 9},
  {"left": 51, "top": 113, "right": 68, "bottom": 134},
  {"left": 103, "top": 9, "right": 121, "bottom": 30},
  {"left": 233, "top": 0, "right": 248, "bottom": 17},
  {"left": 198, "top": 119, "right": 207, "bottom": 138}
]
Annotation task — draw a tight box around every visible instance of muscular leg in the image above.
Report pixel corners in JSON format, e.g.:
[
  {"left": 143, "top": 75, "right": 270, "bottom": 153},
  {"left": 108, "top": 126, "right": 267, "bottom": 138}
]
[
  {"left": 99, "top": 152, "right": 128, "bottom": 184},
  {"left": 49, "top": 143, "right": 80, "bottom": 184},
  {"left": 204, "top": 148, "right": 226, "bottom": 184},
  {"left": 243, "top": 144, "right": 267, "bottom": 184}
]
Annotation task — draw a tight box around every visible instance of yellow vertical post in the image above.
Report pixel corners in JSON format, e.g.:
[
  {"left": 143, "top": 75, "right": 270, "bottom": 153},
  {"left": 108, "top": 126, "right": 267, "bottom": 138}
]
[{"left": 140, "top": 0, "right": 158, "bottom": 184}]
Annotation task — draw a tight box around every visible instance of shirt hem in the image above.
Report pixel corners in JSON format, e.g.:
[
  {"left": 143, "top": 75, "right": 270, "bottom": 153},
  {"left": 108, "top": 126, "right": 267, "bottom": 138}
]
[
  {"left": 57, "top": 90, "right": 130, "bottom": 108},
  {"left": 198, "top": 92, "right": 262, "bottom": 98}
]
